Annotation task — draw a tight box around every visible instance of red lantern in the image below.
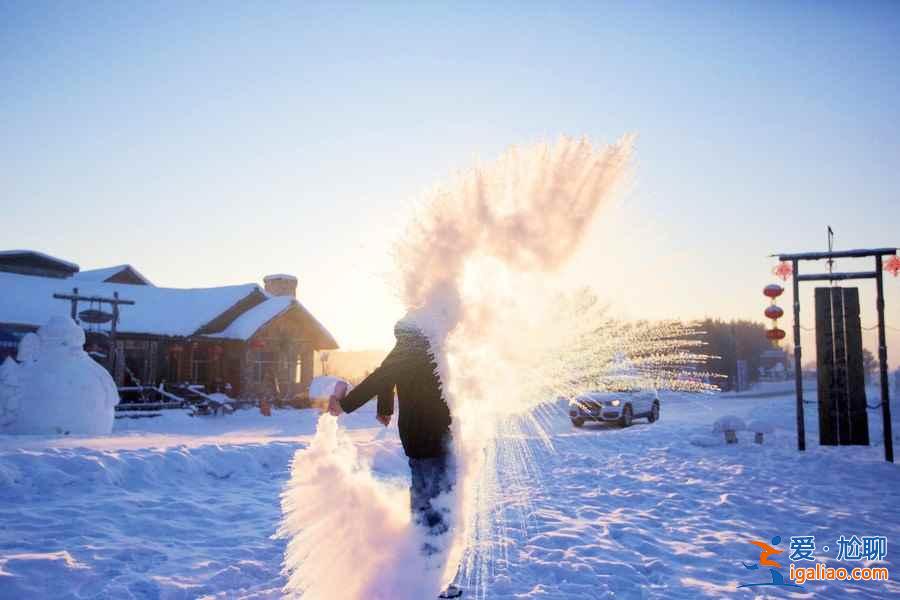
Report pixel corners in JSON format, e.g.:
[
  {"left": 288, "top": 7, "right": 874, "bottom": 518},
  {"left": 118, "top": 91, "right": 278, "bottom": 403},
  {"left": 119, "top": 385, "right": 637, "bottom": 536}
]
[
  {"left": 886, "top": 255, "right": 900, "bottom": 277},
  {"left": 763, "top": 284, "right": 784, "bottom": 299},
  {"left": 249, "top": 339, "right": 266, "bottom": 350},
  {"left": 764, "top": 305, "right": 784, "bottom": 320},
  {"left": 772, "top": 261, "right": 793, "bottom": 281},
  {"left": 766, "top": 328, "right": 786, "bottom": 341}
]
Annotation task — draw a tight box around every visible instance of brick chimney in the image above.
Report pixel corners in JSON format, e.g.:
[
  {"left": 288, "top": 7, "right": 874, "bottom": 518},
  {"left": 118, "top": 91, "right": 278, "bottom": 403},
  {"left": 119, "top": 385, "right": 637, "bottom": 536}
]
[{"left": 263, "top": 274, "right": 298, "bottom": 298}]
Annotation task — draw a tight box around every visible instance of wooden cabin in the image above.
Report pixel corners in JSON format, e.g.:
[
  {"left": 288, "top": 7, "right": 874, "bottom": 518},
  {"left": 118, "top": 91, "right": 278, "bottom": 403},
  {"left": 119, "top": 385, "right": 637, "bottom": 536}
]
[{"left": 0, "top": 250, "right": 338, "bottom": 399}]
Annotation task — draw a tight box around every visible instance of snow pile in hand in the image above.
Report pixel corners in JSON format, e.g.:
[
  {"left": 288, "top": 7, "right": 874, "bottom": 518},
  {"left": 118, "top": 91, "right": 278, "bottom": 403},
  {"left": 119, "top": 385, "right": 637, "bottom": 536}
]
[
  {"left": 0, "top": 316, "right": 119, "bottom": 435},
  {"left": 307, "top": 375, "right": 352, "bottom": 401}
]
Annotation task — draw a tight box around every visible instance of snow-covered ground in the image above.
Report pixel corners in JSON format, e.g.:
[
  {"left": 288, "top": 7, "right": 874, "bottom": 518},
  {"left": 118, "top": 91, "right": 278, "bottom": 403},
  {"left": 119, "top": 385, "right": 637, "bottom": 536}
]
[
  {"left": 479, "top": 387, "right": 899, "bottom": 599},
  {"left": 0, "top": 406, "right": 388, "bottom": 600},
  {"left": 1, "top": 388, "right": 898, "bottom": 599}
]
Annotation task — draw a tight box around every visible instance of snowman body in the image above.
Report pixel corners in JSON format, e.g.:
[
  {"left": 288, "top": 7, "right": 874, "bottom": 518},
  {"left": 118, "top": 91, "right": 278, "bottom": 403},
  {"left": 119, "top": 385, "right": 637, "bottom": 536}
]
[{"left": 0, "top": 316, "right": 119, "bottom": 435}]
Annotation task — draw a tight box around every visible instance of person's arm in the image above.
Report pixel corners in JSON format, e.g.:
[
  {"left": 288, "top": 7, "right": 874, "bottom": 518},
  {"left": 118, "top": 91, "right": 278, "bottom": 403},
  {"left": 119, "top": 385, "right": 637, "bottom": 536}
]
[
  {"left": 339, "top": 343, "right": 404, "bottom": 414},
  {"left": 376, "top": 385, "right": 394, "bottom": 417},
  {"left": 375, "top": 384, "right": 394, "bottom": 426}
]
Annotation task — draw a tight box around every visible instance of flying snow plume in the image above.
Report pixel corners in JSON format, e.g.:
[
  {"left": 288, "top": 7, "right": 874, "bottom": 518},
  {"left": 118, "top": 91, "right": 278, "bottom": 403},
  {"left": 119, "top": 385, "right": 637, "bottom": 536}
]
[
  {"left": 280, "top": 135, "right": 715, "bottom": 599},
  {"left": 279, "top": 416, "right": 433, "bottom": 598}
]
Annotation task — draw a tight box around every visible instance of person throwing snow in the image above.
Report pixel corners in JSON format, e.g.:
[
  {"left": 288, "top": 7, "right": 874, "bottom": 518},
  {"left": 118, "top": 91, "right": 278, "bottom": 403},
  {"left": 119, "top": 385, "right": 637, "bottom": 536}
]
[{"left": 328, "top": 318, "right": 462, "bottom": 598}]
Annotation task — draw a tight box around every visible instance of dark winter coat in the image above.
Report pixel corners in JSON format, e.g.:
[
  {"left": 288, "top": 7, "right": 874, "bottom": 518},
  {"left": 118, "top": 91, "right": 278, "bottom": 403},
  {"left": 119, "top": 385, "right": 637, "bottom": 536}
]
[{"left": 340, "top": 324, "right": 451, "bottom": 459}]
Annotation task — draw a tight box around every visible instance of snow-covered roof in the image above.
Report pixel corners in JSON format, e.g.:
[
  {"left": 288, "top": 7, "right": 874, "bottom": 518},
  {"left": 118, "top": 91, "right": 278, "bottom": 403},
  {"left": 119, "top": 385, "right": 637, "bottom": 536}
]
[
  {"left": 0, "top": 250, "right": 80, "bottom": 273},
  {"left": 0, "top": 271, "right": 262, "bottom": 337},
  {"left": 211, "top": 296, "right": 295, "bottom": 340},
  {"left": 72, "top": 265, "right": 154, "bottom": 286},
  {"left": 207, "top": 295, "right": 338, "bottom": 349}
]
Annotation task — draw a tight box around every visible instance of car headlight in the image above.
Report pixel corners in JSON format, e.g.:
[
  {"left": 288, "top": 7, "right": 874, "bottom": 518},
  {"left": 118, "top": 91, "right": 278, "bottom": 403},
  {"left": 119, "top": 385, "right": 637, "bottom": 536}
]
[{"left": 610, "top": 399, "right": 621, "bottom": 407}]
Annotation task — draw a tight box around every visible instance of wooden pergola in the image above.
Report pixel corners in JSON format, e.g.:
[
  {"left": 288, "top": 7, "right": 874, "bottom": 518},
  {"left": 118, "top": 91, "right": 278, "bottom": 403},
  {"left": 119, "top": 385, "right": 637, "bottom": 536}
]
[{"left": 53, "top": 287, "right": 135, "bottom": 372}]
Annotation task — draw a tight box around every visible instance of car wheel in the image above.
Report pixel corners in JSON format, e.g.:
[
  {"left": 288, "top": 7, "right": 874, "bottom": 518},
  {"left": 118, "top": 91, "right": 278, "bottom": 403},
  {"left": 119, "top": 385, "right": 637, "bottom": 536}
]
[
  {"left": 571, "top": 417, "right": 585, "bottom": 428},
  {"left": 647, "top": 401, "right": 660, "bottom": 423},
  {"left": 619, "top": 405, "right": 633, "bottom": 427}
]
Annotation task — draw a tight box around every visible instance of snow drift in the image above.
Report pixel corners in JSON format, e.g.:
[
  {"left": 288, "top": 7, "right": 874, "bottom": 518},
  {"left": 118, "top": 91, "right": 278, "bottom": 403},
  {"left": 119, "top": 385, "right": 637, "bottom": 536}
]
[{"left": 0, "top": 316, "right": 119, "bottom": 435}]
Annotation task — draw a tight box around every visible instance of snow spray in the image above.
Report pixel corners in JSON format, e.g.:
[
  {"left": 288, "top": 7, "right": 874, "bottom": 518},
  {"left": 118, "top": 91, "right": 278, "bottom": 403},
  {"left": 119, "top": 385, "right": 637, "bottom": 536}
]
[{"left": 279, "top": 136, "right": 714, "bottom": 598}]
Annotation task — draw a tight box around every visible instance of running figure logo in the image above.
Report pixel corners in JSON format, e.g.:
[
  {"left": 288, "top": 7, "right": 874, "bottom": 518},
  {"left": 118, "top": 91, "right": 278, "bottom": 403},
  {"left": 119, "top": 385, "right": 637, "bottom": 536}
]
[{"left": 738, "top": 536, "right": 803, "bottom": 589}]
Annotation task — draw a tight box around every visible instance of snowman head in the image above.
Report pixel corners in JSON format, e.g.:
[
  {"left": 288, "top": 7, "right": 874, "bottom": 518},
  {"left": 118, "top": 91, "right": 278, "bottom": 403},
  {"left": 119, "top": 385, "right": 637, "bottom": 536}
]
[{"left": 37, "top": 316, "right": 85, "bottom": 351}]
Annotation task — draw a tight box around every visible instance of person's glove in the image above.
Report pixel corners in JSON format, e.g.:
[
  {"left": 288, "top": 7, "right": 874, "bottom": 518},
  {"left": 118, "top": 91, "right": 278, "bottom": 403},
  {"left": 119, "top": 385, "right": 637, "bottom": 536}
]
[
  {"left": 376, "top": 413, "right": 391, "bottom": 427},
  {"left": 328, "top": 381, "right": 348, "bottom": 416},
  {"left": 328, "top": 396, "right": 344, "bottom": 416}
]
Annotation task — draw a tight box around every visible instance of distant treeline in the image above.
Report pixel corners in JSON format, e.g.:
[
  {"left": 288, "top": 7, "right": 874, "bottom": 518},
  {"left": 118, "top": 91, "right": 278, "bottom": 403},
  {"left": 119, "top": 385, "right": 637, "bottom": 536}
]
[{"left": 694, "top": 319, "right": 778, "bottom": 392}]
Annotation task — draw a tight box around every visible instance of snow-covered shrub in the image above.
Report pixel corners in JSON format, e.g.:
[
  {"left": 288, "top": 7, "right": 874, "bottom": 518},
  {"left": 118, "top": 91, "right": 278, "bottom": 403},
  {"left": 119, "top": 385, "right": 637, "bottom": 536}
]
[
  {"left": 747, "top": 419, "right": 775, "bottom": 444},
  {"left": 712, "top": 415, "right": 746, "bottom": 444},
  {"left": 0, "top": 316, "right": 119, "bottom": 435}
]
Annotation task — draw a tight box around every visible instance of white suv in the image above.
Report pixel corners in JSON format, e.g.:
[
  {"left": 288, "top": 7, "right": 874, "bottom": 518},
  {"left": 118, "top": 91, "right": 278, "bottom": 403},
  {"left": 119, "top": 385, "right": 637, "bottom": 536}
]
[{"left": 569, "top": 390, "right": 660, "bottom": 428}]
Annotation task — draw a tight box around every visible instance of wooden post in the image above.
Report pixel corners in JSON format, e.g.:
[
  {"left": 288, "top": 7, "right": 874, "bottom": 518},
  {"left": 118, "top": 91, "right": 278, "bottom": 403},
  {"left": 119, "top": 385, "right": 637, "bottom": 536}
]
[
  {"left": 792, "top": 259, "right": 806, "bottom": 451},
  {"left": 108, "top": 292, "right": 119, "bottom": 372},
  {"left": 70, "top": 287, "right": 79, "bottom": 321},
  {"left": 815, "top": 287, "right": 835, "bottom": 445},
  {"left": 842, "top": 288, "right": 870, "bottom": 445},
  {"left": 875, "top": 255, "right": 894, "bottom": 463}
]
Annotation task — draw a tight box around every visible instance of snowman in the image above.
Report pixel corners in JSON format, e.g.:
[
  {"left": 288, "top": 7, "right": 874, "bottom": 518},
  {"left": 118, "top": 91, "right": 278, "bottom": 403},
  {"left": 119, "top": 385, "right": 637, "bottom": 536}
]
[{"left": 0, "top": 316, "right": 119, "bottom": 435}]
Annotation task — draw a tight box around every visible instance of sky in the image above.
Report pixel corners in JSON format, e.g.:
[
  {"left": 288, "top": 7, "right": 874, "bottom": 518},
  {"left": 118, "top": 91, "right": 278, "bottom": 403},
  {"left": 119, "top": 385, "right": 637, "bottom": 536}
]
[{"left": 2, "top": 1, "right": 899, "bottom": 365}]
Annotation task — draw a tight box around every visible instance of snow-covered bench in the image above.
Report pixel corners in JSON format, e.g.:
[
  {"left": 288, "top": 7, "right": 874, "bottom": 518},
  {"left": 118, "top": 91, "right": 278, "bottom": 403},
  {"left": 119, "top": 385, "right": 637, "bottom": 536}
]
[
  {"left": 712, "top": 415, "right": 746, "bottom": 444},
  {"left": 747, "top": 420, "right": 775, "bottom": 444}
]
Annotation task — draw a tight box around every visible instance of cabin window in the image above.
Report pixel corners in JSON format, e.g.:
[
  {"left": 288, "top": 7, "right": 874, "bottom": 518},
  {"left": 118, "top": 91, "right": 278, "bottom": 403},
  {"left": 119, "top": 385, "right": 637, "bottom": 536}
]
[
  {"left": 192, "top": 356, "right": 209, "bottom": 383},
  {"left": 294, "top": 357, "right": 302, "bottom": 384},
  {"left": 253, "top": 351, "right": 276, "bottom": 383}
]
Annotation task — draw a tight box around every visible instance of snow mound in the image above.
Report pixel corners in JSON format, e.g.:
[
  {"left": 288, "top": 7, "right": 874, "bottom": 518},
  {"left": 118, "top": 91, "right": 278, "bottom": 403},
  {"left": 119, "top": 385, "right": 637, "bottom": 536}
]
[
  {"left": 689, "top": 433, "right": 726, "bottom": 448},
  {"left": 0, "top": 316, "right": 119, "bottom": 435}
]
